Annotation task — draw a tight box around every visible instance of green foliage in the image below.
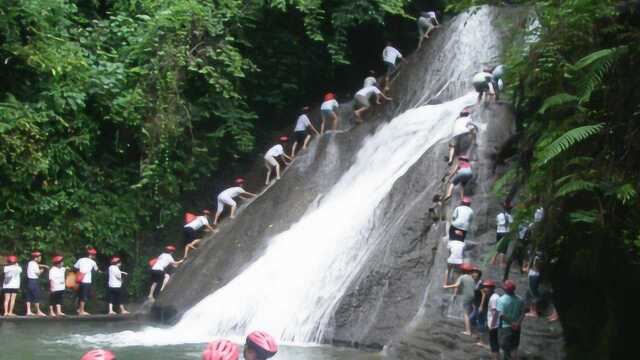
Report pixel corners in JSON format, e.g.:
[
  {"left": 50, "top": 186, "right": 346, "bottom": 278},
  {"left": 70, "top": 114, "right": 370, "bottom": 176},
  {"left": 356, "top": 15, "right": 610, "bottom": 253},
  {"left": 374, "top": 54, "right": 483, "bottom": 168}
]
[{"left": 538, "top": 123, "right": 604, "bottom": 163}]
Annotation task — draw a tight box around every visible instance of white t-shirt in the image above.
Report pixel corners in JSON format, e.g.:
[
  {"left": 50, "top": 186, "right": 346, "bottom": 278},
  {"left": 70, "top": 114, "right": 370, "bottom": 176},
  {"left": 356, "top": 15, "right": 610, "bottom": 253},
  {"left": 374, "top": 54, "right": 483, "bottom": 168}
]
[
  {"left": 473, "top": 72, "right": 493, "bottom": 84},
  {"left": 108, "top": 265, "right": 123, "bottom": 288},
  {"left": 218, "top": 187, "right": 244, "bottom": 200},
  {"left": 382, "top": 46, "right": 402, "bottom": 64},
  {"left": 363, "top": 76, "right": 377, "bottom": 88},
  {"left": 184, "top": 215, "right": 209, "bottom": 230},
  {"left": 425, "top": 11, "right": 436, "bottom": 19},
  {"left": 451, "top": 205, "right": 474, "bottom": 231},
  {"left": 49, "top": 266, "right": 66, "bottom": 292},
  {"left": 3, "top": 264, "right": 22, "bottom": 289},
  {"left": 294, "top": 114, "right": 311, "bottom": 132},
  {"left": 27, "top": 260, "right": 41, "bottom": 279},
  {"left": 74, "top": 257, "right": 98, "bottom": 284},
  {"left": 356, "top": 85, "right": 382, "bottom": 98},
  {"left": 534, "top": 207, "right": 544, "bottom": 222},
  {"left": 320, "top": 99, "right": 339, "bottom": 111},
  {"left": 152, "top": 253, "right": 175, "bottom": 271},
  {"left": 488, "top": 293, "right": 501, "bottom": 329},
  {"left": 452, "top": 116, "right": 476, "bottom": 138},
  {"left": 265, "top": 144, "right": 285, "bottom": 159},
  {"left": 518, "top": 224, "right": 531, "bottom": 240},
  {"left": 447, "top": 240, "right": 465, "bottom": 265},
  {"left": 496, "top": 212, "right": 513, "bottom": 234}
]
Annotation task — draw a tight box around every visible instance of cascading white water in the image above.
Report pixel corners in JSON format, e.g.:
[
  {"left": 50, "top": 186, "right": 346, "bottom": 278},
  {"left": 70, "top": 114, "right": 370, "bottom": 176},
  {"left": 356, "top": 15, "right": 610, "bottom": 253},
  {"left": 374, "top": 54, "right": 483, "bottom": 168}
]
[{"left": 80, "top": 93, "right": 477, "bottom": 347}]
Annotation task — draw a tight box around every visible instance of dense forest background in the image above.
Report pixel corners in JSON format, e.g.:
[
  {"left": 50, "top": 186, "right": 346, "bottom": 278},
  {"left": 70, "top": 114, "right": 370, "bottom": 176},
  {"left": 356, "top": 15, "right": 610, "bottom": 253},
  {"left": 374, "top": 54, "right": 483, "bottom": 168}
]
[{"left": 2, "top": 0, "right": 639, "bottom": 358}]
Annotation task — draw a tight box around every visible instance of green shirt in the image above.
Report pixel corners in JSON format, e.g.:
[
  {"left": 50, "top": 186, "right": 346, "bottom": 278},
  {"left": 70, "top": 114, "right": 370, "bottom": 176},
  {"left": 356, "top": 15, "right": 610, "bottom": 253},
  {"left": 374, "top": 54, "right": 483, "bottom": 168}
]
[
  {"left": 497, "top": 293, "right": 524, "bottom": 328},
  {"left": 457, "top": 274, "right": 475, "bottom": 305}
]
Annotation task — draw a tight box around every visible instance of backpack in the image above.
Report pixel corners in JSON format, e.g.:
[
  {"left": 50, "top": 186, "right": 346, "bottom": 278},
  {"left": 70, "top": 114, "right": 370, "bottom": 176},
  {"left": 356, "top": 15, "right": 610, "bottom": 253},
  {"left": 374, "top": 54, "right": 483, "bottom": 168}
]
[{"left": 148, "top": 257, "right": 158, "bottom": 268}]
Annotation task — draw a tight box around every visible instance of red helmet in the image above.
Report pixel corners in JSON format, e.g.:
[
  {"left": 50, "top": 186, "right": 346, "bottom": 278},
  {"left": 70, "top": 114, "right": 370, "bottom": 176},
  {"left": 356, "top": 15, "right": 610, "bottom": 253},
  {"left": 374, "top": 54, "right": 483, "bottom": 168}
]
[
  {"left": 80, "top": 349, "right": 116, "bottom": 360},
  {"left": 87, "top": 248, "right": 98, "bottom": 255},
  {"left": 52, "top": 255, "right": 64, "bottom": 264},
  {"left": 246, "top": 331, "right": 278, "bottom": 359},
  {"left": 6, "top": 255, "right": 17, "bottom": 264},
  {"left": 458, "top": 155, "right": 469, "bottom": 162},
  {"left": 462, "top": 196, "right": 472, "bottom": 205},
  {"left": 202, "top": 339, "right": 240, "bottom": 360},
  {"left": 278, "top": 136, "right": 289, "bottom": 142},
  {"left": 203, "top": 209, "right": 211, "bottom": 214},
  {"left": 31, "top": 251, "right": 42, "bottom": 258},
  {"left": 324, "top": 92, "right": 335, "bottom": 101},
  {"left": 234, "top": 177, "right": 245, "bottom": 185},
  {"left": 482, "top": 279, "right": 496, "bottom": 288},
  {"left": 110, "top": 257, "right": 121, "bottom": 265},
  {"left": 459, "top": 263, "right": 476, "bottom": 272},
  {"left": 503, "top": 280, "right": 516, "bottom": 294},
  {"left": 165, "top": 245, "right": 176, "bottom": 253}
]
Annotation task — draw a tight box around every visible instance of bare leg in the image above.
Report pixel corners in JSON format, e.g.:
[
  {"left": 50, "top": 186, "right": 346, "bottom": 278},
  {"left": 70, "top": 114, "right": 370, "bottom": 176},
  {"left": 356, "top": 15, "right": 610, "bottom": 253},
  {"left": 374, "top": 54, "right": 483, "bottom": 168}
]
[
  {"left": 184, "top": 239, "right": 200, "bottom": 258},
  {"left": 302, "top": 134, "right": 311, "bottom": 149},
  {"left": 57, "top": 305, "right": 65, "bottom": 316},
  {"left": 160, "top": 274, "right": 171, "bottom": 291},
  {"left": 331, "top": 112, "right": 339, "bottom": 131},
  {"left": 265, "top": 163, "right": 272, "bottom": 185},
  {"left": 275, "top": 163, "right": 281, "bottom": 180},
  {"left": 444, "top": 264, "right": 451, "bottom": 286},
  {"left": 148, "top": 283, "right": 158, "bottom": 300},
  {"left": 78, "top": 300, "right": 90, "bottom": 315},
  {"left": 9, "top": 294, "right": 17, "bottom": 315},
  {"left": 120, "top": 305, "right": 129, "bottom": 314},
  {"left": 26, "top": 302, "right": 34, "bottom": 315},
  {"left": 477, "top": 91, "right": 483, "bottom": 104},
  {"left": 49, "top": 305, "right": 56, "bottom": 317},
  {"left": 320, "top": 118, "right": 325, "bottom": 134},
  {"left": 447, "top": 145, "right": 455, "bottom": 165},
  {"left": 213, "top": 210, "right": 222, "bottom": 225},
  {"left": 3, "top": 293, "right": 8, "bottom": 315},
  {"left": 291, "top": 142, "right": 299, "bottom": 158},
  {"left": 354, "top": 107, "right": 368, "bottom": 122},
  {"left": 459, "top": 186, "right": 465, "bottom": 199},
  {"left": 229, "top": 204, "right": 237, "bottom": 219},
  {"left": 463, "top": 312, "right": 472, "bottom": 335},
  {"left": 108, "top": 303, "right": 116, "bottom": 315},
  {"left": 35, "top": 303, "right": 46, "bottom": 316},
  {"left": 444, "top": 183, "right": 454, "bottom": 200}
]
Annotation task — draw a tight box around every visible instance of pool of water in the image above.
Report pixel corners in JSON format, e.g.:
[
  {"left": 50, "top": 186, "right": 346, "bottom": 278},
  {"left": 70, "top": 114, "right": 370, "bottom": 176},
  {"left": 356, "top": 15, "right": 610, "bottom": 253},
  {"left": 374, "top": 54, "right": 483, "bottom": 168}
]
[{"left": 0, "top": 320, "right": 381, "bottom": 359}]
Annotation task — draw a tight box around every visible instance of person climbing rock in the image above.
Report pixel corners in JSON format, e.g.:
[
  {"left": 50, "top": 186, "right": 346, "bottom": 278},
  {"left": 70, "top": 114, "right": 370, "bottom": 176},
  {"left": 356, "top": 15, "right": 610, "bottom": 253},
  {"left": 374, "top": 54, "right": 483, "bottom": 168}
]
[
  {"left": 473, "top": 70, "right": 495, "bottom": 104},
  {"left": 80, "top": 349, "right": 116, "bottom": 360},
  {"left": 74, "top": 248, "right": 99, "bottom": 315},
  {"left": 48, "top": 255, "right": 66, "bottom": 317},
  {"left": 183, "top": 209, "right": 215, "bottom": 258},
  {"left": 497, "top": 280, "right": 525, "bottom": 360},
  {"left": 469, "top": 269, "right": 486, "bottom": 339},
  {"left": 490, "top": 202, "right": 514, "bottom": 266},
  {"left": 244, "top": 331, "right": 278, "bottom": 360},
  {"left": 443, "top": 156, "right": 473, "bottom": 201},
  {"left": 291, "top": 106, "right": 319, "bottom": 158},
  {"left": 491, "top": 64, "right": 505, "bottom": 100},
  {"left": 2, "top": 255, "right": 21, "bottom": 316},
  {"left": 417, "top": 10, "right": 439, "bottom": 49},
  {"left": 25, "top": 250, "right": 48, "bottom": 316},
  {"left": 108, "top": 257, "right": 129, "bottom": 315},
  {"left": 148, "top": 245, "right": 183, "bottom": 301},
  {"left": 264, "top": 136, "right": 293, "bottom": 185},
  {"left": 449, "top": 196, "right": 474, "bottom": 242},
  {"left": 443, "top": 262, "right": 478, "bottom": 336},
  {"left": 353, "top": 85, "right": 392, "bottom": 123},
  {"left": 484, "top": 280, "right": 501, "bottom": 360},
  {"left": 525, "top": 255, "right": 541, "bottom": 318},
  {"left": 382, "top": 42, "right": 404, "bottom": 85},
  {"left": 320, "top": 93, "right": 340, "bottom": 133},
  {"left": 363, "top": 70, "right": 378, "bottom": 88},
  {"left": 213, "top": 178, "right": 257, "bottom": 225},
  {"left": 446, "top": 108, "right": 477, "bottom": 165},
  {"left": 202, "top": 339, "right": 240, "bottom": 360},
  {"left": 444, "top": 239, "right": 465, "bottom": 286}
]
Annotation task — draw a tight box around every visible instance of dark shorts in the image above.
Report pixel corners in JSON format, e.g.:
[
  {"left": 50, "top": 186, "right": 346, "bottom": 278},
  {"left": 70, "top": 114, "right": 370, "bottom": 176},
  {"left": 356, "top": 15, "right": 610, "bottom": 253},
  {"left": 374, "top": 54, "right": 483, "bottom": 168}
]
[
  {"left": 78, "top": 283, "right": 91, "bottom": 302},
  {"left": 499, "top": 326, "right": 521, "bottom": 353},
  {"left": 50, "top": 291, "right": 64, "bottom": 306},
  {"left": 489, "top": 328, "right": 499, "bottom": 353},
  {"left": 183, "top": 226, "right": 198, "bottom": 244},
  {"left": 462, "top": 300, "right": 474, "bottom": 315},
  {"left": 321, "top": 109, "right": 334, "bottom": 120},
  {"left": 26, "top": 278, "right": 41, "bottom": 302},
  {"left": 109, "top": 287, "right": 122, "bottom": 307},
  {"left": 452, "top": 168, "right": 472, "bottom": 185},
  {"left": 150, "top": 270, "right": 165, "bottom": 284},
  {"left": 529, "top": 274, "right": 541, "bottom": 300},
  {"left": 473, "top": 81, "right": 489, "bottom": 92},
  {"left": 496, "top": 232, "right": 507, "bottom": 243},
  {"left": 384, "top": 61, "right": 396, "bottom": 75},
  {"left": 294, "top": 130, "right": 307, "bottom": 144},
  {"left": 449, "top": 226, "right": 467, "bottom": 241},
  {"left": 3, "top": 288, "right": 18, "bottom": 294}
]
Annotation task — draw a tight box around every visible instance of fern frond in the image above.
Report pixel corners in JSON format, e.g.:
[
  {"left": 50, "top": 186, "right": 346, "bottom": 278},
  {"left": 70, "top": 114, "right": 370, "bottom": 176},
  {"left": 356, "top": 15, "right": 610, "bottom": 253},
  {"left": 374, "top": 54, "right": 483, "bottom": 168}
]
[
  {"left": 538, "top": 93, "right": 578, "bottom": 114},
  {"left": 615, "top": 184, "right": 637, "bottom": 205},
  {"left": 492, "top": 167, "right": 517, "bottom": 196},
  {"left": 539, "top": 123, "right": 604, "bottom": 163},
  {"left": 572, "top": 47, "right": 622, "bottom": 70},
  {"left": 555, "top": 180, "right": 597, "bottom": 198},
  {"left": 575, "top": 46, "right": 627, "bottom": 104},
  {"left": 568, "top": 210, "right": 598, "bottom": 224}
]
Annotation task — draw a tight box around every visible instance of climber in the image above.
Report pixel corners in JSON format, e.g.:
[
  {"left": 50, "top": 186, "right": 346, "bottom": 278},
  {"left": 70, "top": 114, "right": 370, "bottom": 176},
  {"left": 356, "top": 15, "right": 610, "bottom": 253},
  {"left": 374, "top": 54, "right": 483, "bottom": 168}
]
[
  {"left": 48, "top": 255, "right": 66, "bottom": 317},
  {"left": 148, "top": 245, "right": 183, "bottom": 301},
  {"left": 472, "top": 69, "right": 495, "bottom": 104},
  {"left": 446, "top": 107, "right": 478, "bottom": 165},
  {"left": 443, "top": 156, "right": 473, "bottom": 201},
  {"left": 443, "top": 263, "right": 479, "bottom": 336},
  {"left": 74, "top": 248, "right": 99, "bottom": 315},
  {"left": 490, "top": 202, "right": 513, "bottom": 266},
  {"left": 444, "top": 238, "right": 465, "bottom": 286},
  {"left": 320, "top": 92, "right": 340, "bottom": 133},
  {"left": 264, "top": 136, "right": 293, "bottom": 185},
  {"left": 417, "top": 10, "right": 439, "bottom": 49},
  {"left": 497, "top": 280, "right": 525, "bottom": 360},
  {"left": 291, "top": 106, "right": 320, "bottom": 158},
  {"left": 450, "top": 196, "right": 474, "bottom": 242},
  {"left": 108, "top": 257, "right": 129, "bottom": 315},
  {"left": 183, "top": 209, "right": 215, "bottom": 258},
  {"left": 483, "top": 280, "right": 501, "bottom": 360},
  {"left": 382, "top": 41, "right": 404, "bottom": 84},
  {"left": 3, "top": 255, "right": 21, "bottom": 316},
  {"left": 244, "top": 331, "right": 278, "bottom": 360},
  {"left": 213, "top": 178, "right": 257, "bottom": 225},
  {"left": 353, "top": 85, "right": 392, "bottom": 123},
  {"left": 363, "top": 70, "right": 378, "bottom": 88},
  {"left": 469, "top": 269, "right": 486, "bottom": 341},
  {"left": 202, "top": 339, "right": 240, "bottom": 360},
  {"left": 80, "top": 349, "right": 116, "bottom": 360},
  {"left": 491, "top": 64, "right": 505, "bottom": 100},
  {"left": 25, "top": 250, "right": 49, "bottom": 316}
]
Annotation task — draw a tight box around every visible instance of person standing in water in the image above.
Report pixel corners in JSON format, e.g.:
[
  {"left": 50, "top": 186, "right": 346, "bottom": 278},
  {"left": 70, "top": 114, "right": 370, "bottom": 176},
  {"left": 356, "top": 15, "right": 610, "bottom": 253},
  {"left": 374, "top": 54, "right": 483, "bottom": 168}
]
[
  {"left": 25, "top": 250, "right": 48, "bottom": 316},
  {"left": 107, "top": 256, "right": 129, "bottom": 315},
  {"left": 213, "top": 178, "right": 257, "bottom": 225},
  {"left": 444, "top": 156, "right": 473, "bottom": 201},
  {"left": 2, "top": 255, "right": 21, "bottom": 316},
  {"left": 382, "top": 42, "right": 404, "bottom": 84},
  {"left": 320, "top": 93, "right": 340, "bottom": 133},
  {"left": 244, "top": 331, "right": 278, "bottom": 360},
  {"left": 148, "top": 245, "right": 183, "bottom": 301},
  {"left": 353, "top": 85, "right": 392, "bottom": 123},
  {"left": 264, "top": 136, "right": 292, "bottom": 185},
  {"left": 183, "top": 209, "right": 215, "bottom": 258},
  {"left": 417, "top": 10, "right": 439, "bottom": 49},
  {"left": 473, "top": 70, "right": 495, "bottom": 104},
  {"left": 291, "top": 106, "right": 320, "bottom": 158},
  {"left": 48, "top": 255, "right": 66, "bottom": 317},
  {"left": 74, "top": 248, "right": 99, "bottom": 315}
]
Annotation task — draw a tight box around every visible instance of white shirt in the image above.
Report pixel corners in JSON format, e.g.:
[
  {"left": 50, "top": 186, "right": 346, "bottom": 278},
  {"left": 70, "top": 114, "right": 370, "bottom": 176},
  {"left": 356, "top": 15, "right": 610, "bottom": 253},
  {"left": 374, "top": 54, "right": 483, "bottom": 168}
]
[
  {"left": 488, "top": 293, "right": 501, "bottom": 329},
  {"left": 382, "top": 46, "right": 402, "bottom": 64},
  {"left": 265, "top": 144, "right": 285, "bottom": 159},
  {"left": 108, "top": 265, "right": 123, "bottom": 288},
  {"left": 452, "top": 116, "right": 476, "bottom": 138},
  {"left": 473, "top": 72, "right": 493, "bottom": 84},
  {"left": 496, "top": 212, "right": 513, "bottom": 234},
  {"left": 425, "top": 11, "right": 436, "bottom": 19},
  {"left": 74, "top": 257, "right": 98, "bottom": 284},
  {"left": 27, "top": 260, "right": 41, "bottom": 279},
  {"left": 218, "top": 186, "right": 244, "bottom": 200},
  {"left": 363, "top": 76, "right": 377, "bottom": 87},
  {"left": 3, "top": 264, "right": 22, "bottom": 289},
  {"left": 294, "top": 114, "right": 311, "bottom": 132},
  {"left": 356, "top": 85, "right": 382, "bottom": 98},
  {"left": 320, "top": 99, "right": 339, "bottom": 111},
  {"left": 451, "top": 205, "right": 474, "bottom": 231},
  {"left": 152, "top": 253, "right": 175, "bottom": 271},
  {"left": 184, "top": 215, "right": 209, "bottom": 230},
  {"left": 49, "top": 266, "right": 66, "bottom": 292},
  {"left": 534, "top": 207, "right": 544, "bottom": 222},
  {"left": 447, "top": 240, "right": 465, "bottom": 265}
]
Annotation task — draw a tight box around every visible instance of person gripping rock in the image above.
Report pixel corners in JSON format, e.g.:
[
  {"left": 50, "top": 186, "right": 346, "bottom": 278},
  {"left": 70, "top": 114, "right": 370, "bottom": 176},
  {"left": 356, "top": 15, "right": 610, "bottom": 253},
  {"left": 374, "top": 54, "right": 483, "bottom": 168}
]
[
  {"left": 264, "top": 136, "right": 293, "bottom": 185},
  {"left": 320, "top": 93, "right": 340, "bottom": 133},
  {"left": 444, "top": 156, "right": 473, "bottom": 201},
  {"left": 353, "top": 85, "right": 392, "bottom": 123},
  {"left": 291, "top": 106, "right": 320, "bottom": 158},
  {"left": 183, "top": 209, "right": 215, "bottom": 258},
  {"left": 147, "top": 245, "right": 183, "bottom": 301},
  {"left": 473, "top": 70, "right": 495, "bottom": 104},
  {"left": 446, "top": 107, "right": 478, "bottom": 165},
  {"left": 450, "top": 196, "right": 474, "bottom": 242},
  {"left": 417, "top": 10, "right": 439, "bottom": 49},
  {"left": 443, "top": 263, "right": 480, "bottom": 336},
  {"left": 382, "top": 42, "right": 404, "bottom": 84},
  {"left": 213, "top": 178, "right": 257, "bottom": 225}
]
